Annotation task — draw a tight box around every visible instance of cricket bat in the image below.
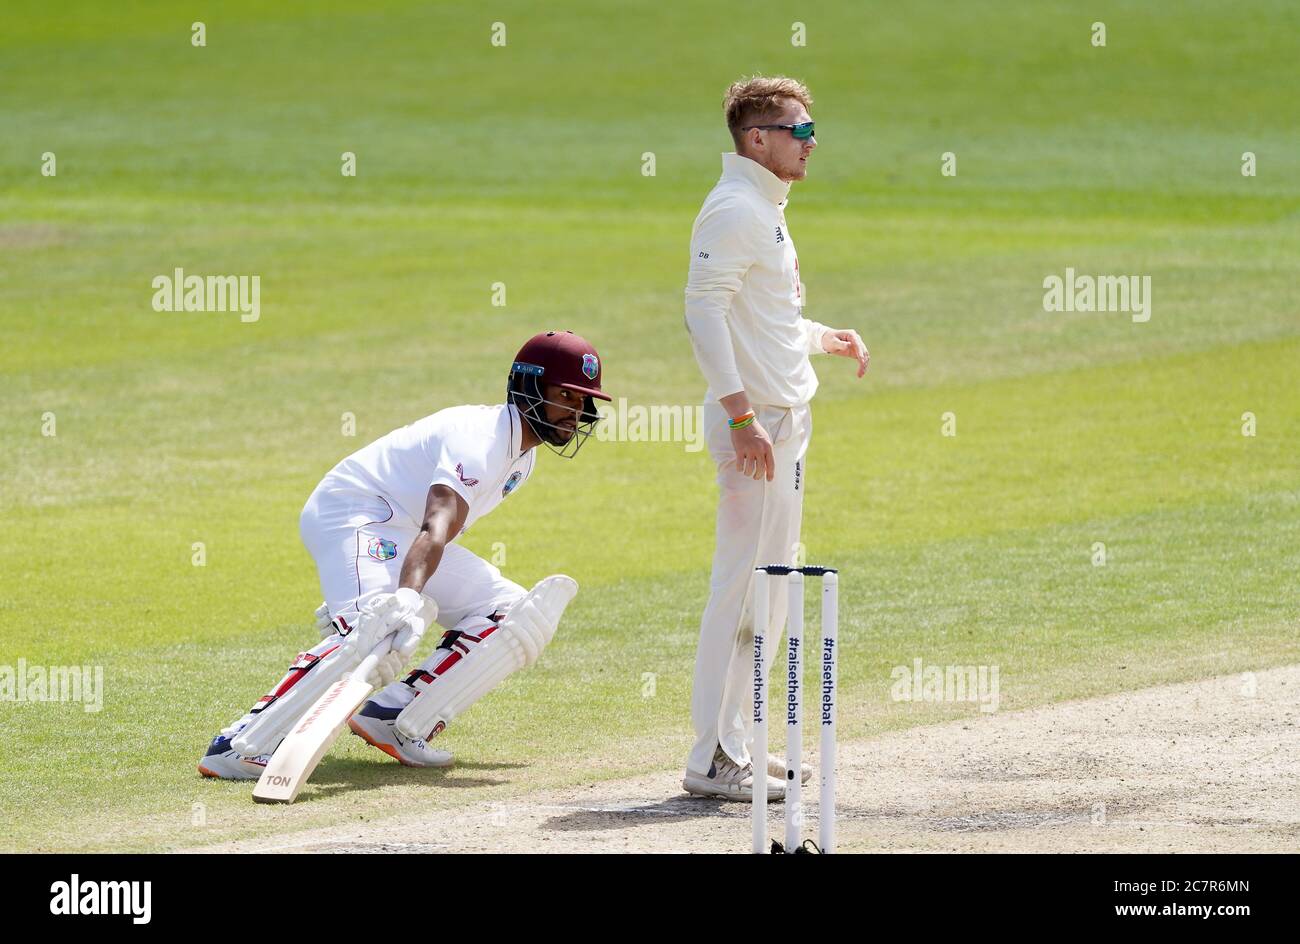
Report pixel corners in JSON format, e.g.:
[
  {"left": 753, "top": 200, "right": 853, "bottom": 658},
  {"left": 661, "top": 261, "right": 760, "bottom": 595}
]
[{"left": 252, "top": 651, "right": 382, "bottom": 804}]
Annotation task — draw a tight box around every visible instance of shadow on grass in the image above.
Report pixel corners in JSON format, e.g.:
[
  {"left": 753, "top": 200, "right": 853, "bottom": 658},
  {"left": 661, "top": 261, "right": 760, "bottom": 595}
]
[
  {"left": 542, "top": 794, "right": 747, "bottom": 832},
  {"left": 290, "top": 757, "right": 531, "bottom": 801}
]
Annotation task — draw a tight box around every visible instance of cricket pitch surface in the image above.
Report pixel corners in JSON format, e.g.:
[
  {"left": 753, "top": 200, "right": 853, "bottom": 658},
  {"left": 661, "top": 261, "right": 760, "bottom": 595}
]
[{"left": 190, "top": 665, "right": 1299, "bottom": 854}]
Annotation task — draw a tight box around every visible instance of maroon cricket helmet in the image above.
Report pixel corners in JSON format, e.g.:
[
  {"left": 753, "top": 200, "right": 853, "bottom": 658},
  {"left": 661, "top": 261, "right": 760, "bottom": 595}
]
[{"left": 510, "top": 330, "right": 612, "bottom": 402}]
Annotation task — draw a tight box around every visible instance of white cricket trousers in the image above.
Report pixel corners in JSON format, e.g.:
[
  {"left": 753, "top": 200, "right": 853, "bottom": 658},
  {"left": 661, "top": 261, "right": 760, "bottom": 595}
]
[
  {"left": 298, "top": 478, "right": 524, "bottom": 631},
  {"left": 688, "top": 400, "right": 812, "bottom": 774}
]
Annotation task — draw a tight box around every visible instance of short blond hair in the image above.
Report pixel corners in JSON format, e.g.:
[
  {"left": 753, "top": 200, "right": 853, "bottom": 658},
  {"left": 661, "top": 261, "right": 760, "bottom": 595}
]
[{"left": 724, "top": 76, "right": 813, "bottom": 147}]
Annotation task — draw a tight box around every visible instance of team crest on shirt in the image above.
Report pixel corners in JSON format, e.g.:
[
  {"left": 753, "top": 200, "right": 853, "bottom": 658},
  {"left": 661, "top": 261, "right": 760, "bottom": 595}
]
[
  {"left": 502, "top": 470, "right": 523, "bottom": 497},
  {"left": 367, "top": 537, "right": 398, "bottom": 561},
  {"left": 581, "top": 353, "right": 599, "bottom": 380},
  {"left": 455, "top": 462, "right": 479, "bottom": 487}
]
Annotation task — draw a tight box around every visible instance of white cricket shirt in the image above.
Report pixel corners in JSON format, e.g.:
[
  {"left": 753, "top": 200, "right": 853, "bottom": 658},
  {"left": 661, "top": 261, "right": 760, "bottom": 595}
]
[
  {"left": 324, "top": 403, "right": 536, "bottom": 535},
  {"left": 684, "top": 152, "right": 830, "bottom": 408}
]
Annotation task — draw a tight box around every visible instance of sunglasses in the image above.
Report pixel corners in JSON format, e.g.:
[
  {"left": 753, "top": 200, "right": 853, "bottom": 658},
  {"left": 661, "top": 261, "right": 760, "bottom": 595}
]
[{"left": 742, "top": 121, "right": 815, "bottom": 140}]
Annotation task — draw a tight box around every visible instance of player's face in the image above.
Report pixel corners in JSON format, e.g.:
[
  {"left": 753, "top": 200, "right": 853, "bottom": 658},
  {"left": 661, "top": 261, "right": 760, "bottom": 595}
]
[
  {"left": 543, "top": 383, "right": 584, "bottom": 441},
  {"left": 760, "top": 100, "right": 816, "bottom": 183}
]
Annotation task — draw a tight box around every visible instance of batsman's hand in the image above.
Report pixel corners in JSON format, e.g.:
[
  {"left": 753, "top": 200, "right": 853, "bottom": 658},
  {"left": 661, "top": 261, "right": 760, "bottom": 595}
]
[
  {"left": 351, "top": 588, "right": 438, "bottom": 661},
  {"left": 822, "top": 328, "right": 869, "bottom": 377},
  {"left": 731, "top": 420, "right": 775, "bottom": 482},
  {"left": 314, "top": 601, "right": 336, "bottom": 639},
  {"left": 364, "top": 647, "right": 407, "bottom": 688}
]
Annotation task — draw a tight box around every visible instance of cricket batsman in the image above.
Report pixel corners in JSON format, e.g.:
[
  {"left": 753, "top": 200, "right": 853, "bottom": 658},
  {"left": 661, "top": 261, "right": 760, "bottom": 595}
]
[
  {"left": 199, "top": 330, "right": 610, "bottom": 778},
  {"left": 682, "top": 77, "right": 869, "bottom": 799}
]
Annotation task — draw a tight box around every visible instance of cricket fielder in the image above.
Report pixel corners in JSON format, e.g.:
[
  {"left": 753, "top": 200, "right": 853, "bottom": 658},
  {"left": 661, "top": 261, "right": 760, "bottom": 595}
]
[
  {"left": 682, "top": 77, "right": 868, "bottom": 799},
  {"left": 199, "top": 331, "right": 611, "bottom": 778}
]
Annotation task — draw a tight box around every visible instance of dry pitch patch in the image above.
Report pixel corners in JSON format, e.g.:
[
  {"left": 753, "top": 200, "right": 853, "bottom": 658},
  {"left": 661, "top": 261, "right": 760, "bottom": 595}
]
[{"left": 192, "top": 664, "right": 1299, "bottom": 854}]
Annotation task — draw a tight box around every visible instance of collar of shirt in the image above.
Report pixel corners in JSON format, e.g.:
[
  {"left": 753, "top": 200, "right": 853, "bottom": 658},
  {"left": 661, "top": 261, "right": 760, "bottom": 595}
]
[{"left": 721, "top": 152, "right": 791, "bottom": 207}]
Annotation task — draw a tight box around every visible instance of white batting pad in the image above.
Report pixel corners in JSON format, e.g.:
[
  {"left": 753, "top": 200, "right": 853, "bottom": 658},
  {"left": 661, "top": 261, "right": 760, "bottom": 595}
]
[
  {"left": 233, "top": 642, "right": 363, "bottom": 757},
  {"left": 395, "top": 575, "right": 578, "bottom": 741}
]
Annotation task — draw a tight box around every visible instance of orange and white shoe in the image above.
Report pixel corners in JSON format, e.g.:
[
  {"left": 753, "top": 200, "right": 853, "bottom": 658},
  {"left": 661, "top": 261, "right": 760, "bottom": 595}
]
[{"left": 348, "top": 700, "right": 454, "bottom": 768}]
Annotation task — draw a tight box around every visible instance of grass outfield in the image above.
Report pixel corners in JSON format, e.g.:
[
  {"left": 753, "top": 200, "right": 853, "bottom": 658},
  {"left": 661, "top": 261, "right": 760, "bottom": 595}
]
[{"left": 1, "top": 1, "right": 1296, "bottom": 851}]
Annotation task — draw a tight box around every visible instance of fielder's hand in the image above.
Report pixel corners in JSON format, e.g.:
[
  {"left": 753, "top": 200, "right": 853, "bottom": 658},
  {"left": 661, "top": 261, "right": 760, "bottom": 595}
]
[
  {"left": 731, "top": 420, "right": 775, "bottom": 482},
  {"left": 822, "top": 328, "right": 869, "bottom": 377}
]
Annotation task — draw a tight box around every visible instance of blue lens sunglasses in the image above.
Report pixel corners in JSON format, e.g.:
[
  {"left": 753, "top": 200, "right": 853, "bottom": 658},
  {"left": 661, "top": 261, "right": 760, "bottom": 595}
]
[{"left": 742, "top": 121, "right": 815, "bottom": 140}]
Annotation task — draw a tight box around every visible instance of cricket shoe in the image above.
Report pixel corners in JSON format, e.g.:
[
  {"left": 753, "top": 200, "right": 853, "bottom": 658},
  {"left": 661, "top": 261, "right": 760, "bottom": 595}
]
[
  {"left": 683, "top": 747, "right": 784, "bottom": 801},
  {"left": 348, "top": 700, "right": 455, "bottom": 768},
  {"left": 197, "top": 734, "right": 272, "bottom": 780},
  {"left": 767, "top": 754, "right": 813, "bottom": 784}
]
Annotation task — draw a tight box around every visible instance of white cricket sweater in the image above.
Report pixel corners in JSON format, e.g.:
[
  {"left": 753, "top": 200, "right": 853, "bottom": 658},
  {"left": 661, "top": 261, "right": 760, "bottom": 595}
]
[{"left": 683, "top": 152, "right": 829, "bottom": 408}]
